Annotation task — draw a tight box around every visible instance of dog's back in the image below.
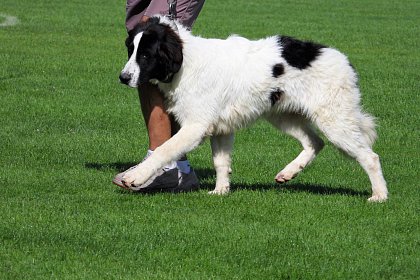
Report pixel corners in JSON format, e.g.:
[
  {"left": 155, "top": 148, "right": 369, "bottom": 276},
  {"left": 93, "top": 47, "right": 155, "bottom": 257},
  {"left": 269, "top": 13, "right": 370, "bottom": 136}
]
[{"left": 170, "top": 29, "right": 363, "bottom": 136}]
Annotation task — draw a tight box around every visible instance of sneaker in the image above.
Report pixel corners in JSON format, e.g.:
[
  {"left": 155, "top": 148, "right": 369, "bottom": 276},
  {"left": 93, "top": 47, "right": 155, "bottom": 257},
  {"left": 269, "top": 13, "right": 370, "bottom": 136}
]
[
  {"left": 112, "top": 166, "right": 179, "bottom": 192},
  {"left": 171, "top": 168, "right": 200, "bottom": 193}
]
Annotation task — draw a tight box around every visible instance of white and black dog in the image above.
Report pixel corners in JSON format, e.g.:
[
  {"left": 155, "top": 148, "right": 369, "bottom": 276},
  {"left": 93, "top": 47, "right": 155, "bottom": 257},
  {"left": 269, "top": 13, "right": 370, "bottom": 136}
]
[{"left": 119, "top": 15, "right": 388, "bottom": 201}]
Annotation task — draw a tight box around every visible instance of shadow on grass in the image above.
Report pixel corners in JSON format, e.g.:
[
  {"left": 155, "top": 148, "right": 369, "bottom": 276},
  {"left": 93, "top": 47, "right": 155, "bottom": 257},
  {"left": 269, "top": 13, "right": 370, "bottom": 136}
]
[
  {"left": 85, "top": 162, "right": 369, "bottom": 197},
  {"left": 230, "top": 182, "right": 369, "bottom": 197}
]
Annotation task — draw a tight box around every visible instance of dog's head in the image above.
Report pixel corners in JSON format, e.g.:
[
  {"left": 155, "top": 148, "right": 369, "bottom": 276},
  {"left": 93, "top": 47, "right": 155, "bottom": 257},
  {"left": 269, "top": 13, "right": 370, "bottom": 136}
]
[{"left": 119, "top": 16, "right": 183, "bottom": 88}]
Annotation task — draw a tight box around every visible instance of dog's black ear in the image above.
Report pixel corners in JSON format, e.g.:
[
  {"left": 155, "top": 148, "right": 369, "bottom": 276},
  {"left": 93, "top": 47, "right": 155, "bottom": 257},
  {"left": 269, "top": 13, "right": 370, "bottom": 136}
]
[
  {"left": 156, "top": 26, "right": 183, "bottom": 75},
  {"left": 137, "top": 23, "right": 183, "bottom": 83}
]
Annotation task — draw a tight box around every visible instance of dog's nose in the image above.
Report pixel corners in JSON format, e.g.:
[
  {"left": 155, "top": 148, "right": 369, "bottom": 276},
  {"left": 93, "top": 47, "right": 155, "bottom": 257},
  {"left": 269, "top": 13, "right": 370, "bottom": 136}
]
[{"left": 119, "top": 72, "right": 132, "bottom": 85}]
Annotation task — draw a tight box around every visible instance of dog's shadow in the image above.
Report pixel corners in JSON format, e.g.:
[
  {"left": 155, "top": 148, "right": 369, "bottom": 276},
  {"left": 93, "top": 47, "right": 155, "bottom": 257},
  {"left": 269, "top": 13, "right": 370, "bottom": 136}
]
[{"left": 85, "top": 162, "right": 369, "bottom": 197}]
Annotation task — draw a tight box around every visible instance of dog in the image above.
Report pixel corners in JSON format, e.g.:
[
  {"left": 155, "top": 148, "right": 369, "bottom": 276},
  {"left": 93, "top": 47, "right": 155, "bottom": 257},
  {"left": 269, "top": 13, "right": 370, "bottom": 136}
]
[{"left": 118, "top": 15, "right": 388, "bottom": 202}]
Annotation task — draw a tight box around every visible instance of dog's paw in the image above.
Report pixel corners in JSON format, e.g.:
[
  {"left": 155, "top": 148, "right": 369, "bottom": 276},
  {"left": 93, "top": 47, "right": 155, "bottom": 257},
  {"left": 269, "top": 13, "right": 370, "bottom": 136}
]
[
  {"left": 122, "top": 169, "right": 146, "bottom": 189},
  {"left": 275, "top": 164, "right": 303, "bottom": 183},
  {"left": 208, "top": 187, "right": 230, "bottom": 195},
  {"left": 275, "top": 172, "right": 297, "bottom": 183},
  {"left": 368, "top": 193, "right": 388, "bottom": 203}
]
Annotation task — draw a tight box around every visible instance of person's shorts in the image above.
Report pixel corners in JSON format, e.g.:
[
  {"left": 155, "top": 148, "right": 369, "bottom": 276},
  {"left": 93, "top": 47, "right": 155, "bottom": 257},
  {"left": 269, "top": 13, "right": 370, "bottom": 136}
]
[{"left": 126, "top": 0, "right": 205, "bottom": 31}]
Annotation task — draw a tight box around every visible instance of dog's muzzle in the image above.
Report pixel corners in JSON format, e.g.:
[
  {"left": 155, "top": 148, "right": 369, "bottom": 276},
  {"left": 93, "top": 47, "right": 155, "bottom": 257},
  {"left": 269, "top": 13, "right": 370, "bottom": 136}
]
[{"left": 119, "top": 72, "right": 132, "bottom": 85}]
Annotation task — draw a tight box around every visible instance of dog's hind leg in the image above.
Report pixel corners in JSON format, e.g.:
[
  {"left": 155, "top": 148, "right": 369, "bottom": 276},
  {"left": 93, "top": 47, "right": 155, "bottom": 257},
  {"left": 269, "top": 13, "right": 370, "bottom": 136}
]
[
  {"left": 266, "top": 113, "right": 324, "bottom": 183},
  {"left": 209, "top": 134, "right": 234, "bottom": 195},
  {"left": 313, "top": 110, "right": 388, "bottom": 202}
]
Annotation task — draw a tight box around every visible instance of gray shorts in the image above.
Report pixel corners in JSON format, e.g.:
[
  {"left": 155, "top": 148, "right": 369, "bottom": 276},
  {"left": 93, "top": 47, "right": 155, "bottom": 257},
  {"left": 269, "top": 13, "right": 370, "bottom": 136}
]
[{"left": 126, "top": 0, "right": 205, "bottom": 31}]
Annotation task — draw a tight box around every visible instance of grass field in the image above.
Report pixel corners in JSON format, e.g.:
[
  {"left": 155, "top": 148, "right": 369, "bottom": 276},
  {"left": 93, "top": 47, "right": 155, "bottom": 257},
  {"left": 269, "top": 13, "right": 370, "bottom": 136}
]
[{"left": 1, "top": 0, "right": 419, "bottom": 279}]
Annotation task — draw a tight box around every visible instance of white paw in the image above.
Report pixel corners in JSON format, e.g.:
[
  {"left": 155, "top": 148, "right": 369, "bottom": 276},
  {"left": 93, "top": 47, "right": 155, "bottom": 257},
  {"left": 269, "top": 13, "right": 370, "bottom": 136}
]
[
  {"left": 122, "top": 169, "right": 146, "bottom": 189},
  {"left": 275, "top": 170, "right": 297, "bottom": 183},
  {"left": 275, "top": 163, "right": 303, "bottom": 183},
  {"left": 368, "top": 193, "right": 388, "bottom": 202},
  {"left": 208, "top": 187, "right": 230, "bottom": 195}
]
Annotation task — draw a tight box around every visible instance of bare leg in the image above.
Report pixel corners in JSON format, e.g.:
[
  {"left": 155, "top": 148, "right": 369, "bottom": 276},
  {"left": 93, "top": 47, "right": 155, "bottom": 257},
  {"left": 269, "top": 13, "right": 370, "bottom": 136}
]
[
  {"left": 138, "top": 83, "right": 172, "bottom": 150},
  {"left": 138, "top": 83, "right": 188, "bottom": 164}
]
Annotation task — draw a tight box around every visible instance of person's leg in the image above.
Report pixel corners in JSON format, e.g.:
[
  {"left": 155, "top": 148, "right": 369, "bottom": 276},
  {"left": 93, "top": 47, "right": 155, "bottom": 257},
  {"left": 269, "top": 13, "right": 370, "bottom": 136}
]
[
  {"left": 114, "top": 0, "right": 204, "bottom": 191},
  {"left": 139, "top": 0, "right": 205, "bottom": 177},
  {"left": 138, "top": 84, "right": 194, "bottom": 179},
  {"left": 125, "top": 0, "right": 150, "bottom": 31},
  {"left": 126, "top": 0, "right": 176, "bottom": 165},
  {"left": 138, "top": 83, "right": 172, "bottom": 150},
  {"left": 144, "top": 0, "right": 205, "bottom": 29}
]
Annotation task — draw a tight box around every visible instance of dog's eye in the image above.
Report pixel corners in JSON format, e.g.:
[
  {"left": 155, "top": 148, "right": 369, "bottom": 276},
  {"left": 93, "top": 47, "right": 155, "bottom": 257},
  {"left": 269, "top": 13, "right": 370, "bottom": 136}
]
[{"left": 140, "top": 54, "right": 148, "bottom": 59}]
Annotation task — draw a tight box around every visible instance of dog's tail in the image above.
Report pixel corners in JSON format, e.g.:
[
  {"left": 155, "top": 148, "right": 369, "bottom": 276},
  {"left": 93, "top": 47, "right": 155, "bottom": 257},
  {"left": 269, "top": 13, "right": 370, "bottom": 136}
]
[{"left": 360, "top": 111, "right": 377, "bottom": 148}]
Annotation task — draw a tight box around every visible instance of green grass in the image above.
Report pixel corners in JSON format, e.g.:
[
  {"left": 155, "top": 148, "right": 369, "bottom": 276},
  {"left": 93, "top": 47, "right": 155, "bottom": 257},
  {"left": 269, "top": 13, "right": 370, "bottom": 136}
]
[{"left": 1, "top": 0, "right": 419, "bottom": 279}]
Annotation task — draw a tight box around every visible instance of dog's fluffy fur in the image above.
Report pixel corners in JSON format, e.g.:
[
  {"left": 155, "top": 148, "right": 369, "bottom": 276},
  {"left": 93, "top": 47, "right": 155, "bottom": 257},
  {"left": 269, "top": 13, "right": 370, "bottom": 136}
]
[{"left": 119, "top": 16, "right": 388, "bottom": 201}]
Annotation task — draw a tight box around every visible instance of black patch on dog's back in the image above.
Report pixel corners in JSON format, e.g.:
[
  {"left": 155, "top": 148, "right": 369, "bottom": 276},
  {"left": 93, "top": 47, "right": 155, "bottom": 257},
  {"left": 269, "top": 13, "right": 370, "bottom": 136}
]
[
  {"left": 278, "top": 36, "right": 325, "bottom": 69},
  {"left": 270, "top": 89, "right": 284, "bottom": 106},
  {"left": 272, "top": 63, "right": 284, "bottom": 78}
]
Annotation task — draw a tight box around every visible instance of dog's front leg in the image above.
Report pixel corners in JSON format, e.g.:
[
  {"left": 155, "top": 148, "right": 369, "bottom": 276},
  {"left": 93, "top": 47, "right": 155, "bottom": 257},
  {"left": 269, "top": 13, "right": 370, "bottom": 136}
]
[
  {"left": 209, "top": 134, "right": 234, "bottom": 195},
  {"left": 122, "top": 124, "right": 206, "bottom": 189}
]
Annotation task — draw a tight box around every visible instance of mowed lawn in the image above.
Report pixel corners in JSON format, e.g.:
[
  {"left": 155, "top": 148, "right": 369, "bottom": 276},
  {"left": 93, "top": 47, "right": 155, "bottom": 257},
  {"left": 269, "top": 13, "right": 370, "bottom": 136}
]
[{"left": 1, "top": 0, "right": 419, "bottom": 279}]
